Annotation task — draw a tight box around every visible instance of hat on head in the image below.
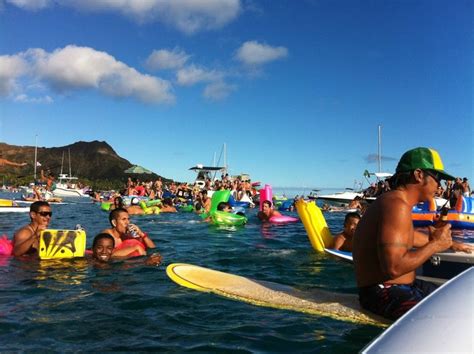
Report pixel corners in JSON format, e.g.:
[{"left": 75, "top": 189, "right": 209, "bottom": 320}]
[
  {"left": 131, "top": 197, "right": 139, "bottom": 205},
  {"left": 396, "top": 147, "right": 455, "bottom": 181}
]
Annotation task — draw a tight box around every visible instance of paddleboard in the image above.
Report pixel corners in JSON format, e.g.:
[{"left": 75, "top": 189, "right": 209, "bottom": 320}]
[
  {"left": 362, "top": 267, "right": 474, "bottom": 353},
  {"left": 324, "top": 248, "right": 353, "bottom": 263},
  {"left": 166, "top": 263, "right": 390, "bottom": 327}
]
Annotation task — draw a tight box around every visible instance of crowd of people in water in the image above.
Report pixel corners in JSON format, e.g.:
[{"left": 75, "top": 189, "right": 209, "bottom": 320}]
[{"left": 4, "top": 147, "right": 474, "bottom": 323}]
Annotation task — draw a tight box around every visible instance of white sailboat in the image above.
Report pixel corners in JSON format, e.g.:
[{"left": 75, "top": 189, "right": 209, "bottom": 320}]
[
  {"left": 52, "top": 149, "right": 89, "bottom": 198},
  {"left": 317, "top": 125, "right": 392, "bottom": 206}
]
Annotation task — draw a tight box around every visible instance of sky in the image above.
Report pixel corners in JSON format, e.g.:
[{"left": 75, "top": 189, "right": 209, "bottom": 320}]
[{"left": 0, "top": 0, "right": 472, "bottom": 189}]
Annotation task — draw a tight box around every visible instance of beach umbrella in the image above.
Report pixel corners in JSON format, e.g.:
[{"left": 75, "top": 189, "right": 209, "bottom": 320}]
[{"left": 124, "top": 165, "right": 154, "bottom": 174}]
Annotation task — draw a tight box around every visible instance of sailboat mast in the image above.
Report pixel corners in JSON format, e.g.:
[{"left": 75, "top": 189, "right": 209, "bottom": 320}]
[
  {"left": 223, "top": 142, "right": 227, "bottom": 175},
  {"left": 60, "top": 151, "right": 64, "bottom": 175},
  {"left": 68, "top": 148, "right": 72, "bottom": 177},
  {"left": 377, "top": 125, "right": 382, "bottom": 173},
  {"left": 33, "top": 135, "right": 38, "bottom": 180}
]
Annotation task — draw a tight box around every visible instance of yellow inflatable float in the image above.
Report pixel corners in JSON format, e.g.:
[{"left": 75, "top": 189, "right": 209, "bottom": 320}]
[
  {"left": 39, "top": 229, "right": 86, "bottom": 260},
  {"left": 295, "top": 199, "right": 333, "bottom": 252}
]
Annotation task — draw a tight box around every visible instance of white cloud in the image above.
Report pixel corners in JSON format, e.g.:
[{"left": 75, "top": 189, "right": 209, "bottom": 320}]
[
  {"left": 236, "top": 40, "right": 288, "bottom": 66},
  {"left": 145, "top": 48, "right": 190, "bottom": 71},
  {"left": 6, "top": 0, "right": 241, "bottom": 34},
  {"left": 14, "top": 93, "right": 53, "bottom": 104},
  {"left": 0, "top": 54, "right": 28, "bottom": 95},
  {"left": 203, "top": 81, "right": 236, "bottom": 101},
  {"left": 1, "top": 45, "right": 175, "bottom": 104},
  {"left": 7, "top": 0, "right": 52, "bottom": 10},
  {"left": 176, "top": 64, "right": 224, "bottom": 86}
]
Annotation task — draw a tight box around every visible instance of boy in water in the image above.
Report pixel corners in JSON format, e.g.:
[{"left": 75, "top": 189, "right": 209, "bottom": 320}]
[
  {"left": 91, "top": 233, "right": 162, "bottom": 265},
  {"left": 332, "top": 212, "right": 361, "bottom": 252}
]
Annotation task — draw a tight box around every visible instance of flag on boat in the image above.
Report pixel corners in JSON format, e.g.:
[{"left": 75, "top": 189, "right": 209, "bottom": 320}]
[{"left": 36, "top": 161, "right": 42, "bottom": 167}]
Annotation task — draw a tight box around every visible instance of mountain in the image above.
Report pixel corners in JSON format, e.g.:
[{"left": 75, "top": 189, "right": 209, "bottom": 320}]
[{"left": 0, "top": 141, "right": 171, "bottom": 189}]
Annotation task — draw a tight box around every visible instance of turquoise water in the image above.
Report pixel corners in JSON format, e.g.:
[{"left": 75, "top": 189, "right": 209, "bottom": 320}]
[{"left": 0, "top": 192, "right": 426, "bottom": 352}]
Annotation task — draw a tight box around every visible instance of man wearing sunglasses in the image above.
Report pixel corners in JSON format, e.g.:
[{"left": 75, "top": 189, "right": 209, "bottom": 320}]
[
  {"left": 13, "top": 201, "right": 52, "bottom": 257},
  {"left": 353, "top": 147, "right": 473, "bottom": 320}
]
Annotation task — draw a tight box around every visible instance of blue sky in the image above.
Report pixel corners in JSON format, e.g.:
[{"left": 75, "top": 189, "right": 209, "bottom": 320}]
[{"left": 0, "top": 0, "right": 472, "bottom": 189}]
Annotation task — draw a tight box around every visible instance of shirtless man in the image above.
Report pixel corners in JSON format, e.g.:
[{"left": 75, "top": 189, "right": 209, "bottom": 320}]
[
  {"left": 353, "top": 147, "right": 473, "bottom": 320},
  {"left": 101, "top": 208, "right": 156, "bottom": 258},
  {"left": 257, "top": 200, "right": 281, "bottom": 221},
  {"left": 332, "top": 212, "right": 360, "bottom": 252},
  {"left": 13, "top": 201, "right": 52, "bottom": 256}
]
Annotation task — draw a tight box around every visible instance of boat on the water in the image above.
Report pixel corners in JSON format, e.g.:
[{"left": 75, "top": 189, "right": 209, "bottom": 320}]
[
  {"left": 0, "top": 205, "right": 30, "bottom": 213},
  {"left": 52, "top": 173, "right": 89, "bottom": 197}
]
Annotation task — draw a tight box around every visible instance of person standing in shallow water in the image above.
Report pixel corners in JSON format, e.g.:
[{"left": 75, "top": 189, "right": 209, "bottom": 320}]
[
  {"left": 13, "top": 201, "right": 52, "bottom": 257},
  {"left": 353, "top": 147, "right": 474, "bottom": 320}
]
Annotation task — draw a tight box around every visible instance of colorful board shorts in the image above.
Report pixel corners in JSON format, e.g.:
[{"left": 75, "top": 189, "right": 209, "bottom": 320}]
[{"left": 358, "top": 279, "right": 438, "bottom": 320}]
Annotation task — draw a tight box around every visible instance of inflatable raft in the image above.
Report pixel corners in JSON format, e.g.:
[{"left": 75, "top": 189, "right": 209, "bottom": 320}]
[{"left": 412, "top": 196, "right": 474, "bottom": 229}]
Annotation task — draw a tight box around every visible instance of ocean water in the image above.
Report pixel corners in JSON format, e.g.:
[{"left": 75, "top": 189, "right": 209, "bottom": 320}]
[{"left": 1, "top": 192, "right": 469, "bottom": 353}]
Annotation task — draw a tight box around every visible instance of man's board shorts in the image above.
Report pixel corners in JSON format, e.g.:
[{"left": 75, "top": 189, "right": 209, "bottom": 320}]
[{"left": 358, "top": 279, "right": 438, "bottom": 320}]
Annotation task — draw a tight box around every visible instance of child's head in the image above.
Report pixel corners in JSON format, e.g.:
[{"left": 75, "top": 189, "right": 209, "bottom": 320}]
[
  {"left": 217, "top": 202, "right": 232, "bottom": 212},
  {"left": 343, "top": 212, "right": 361, "bottom": 237},
  {"left": 92, "top": 233, "right": 115, "bottom": 262}
]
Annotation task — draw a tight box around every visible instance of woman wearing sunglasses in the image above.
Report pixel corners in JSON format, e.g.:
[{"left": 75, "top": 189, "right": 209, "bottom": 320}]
[{"left": 13, "top": 201, "right": 52, "bottom": 257}]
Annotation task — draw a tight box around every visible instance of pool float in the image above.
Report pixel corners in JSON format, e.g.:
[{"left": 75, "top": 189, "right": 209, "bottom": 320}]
[
  {"left": 145, "top": 199, "right": 162, "bottom": 207},
  {"left": 278, "top": 199, "right": 295, "bottom": 211},
  {"left": 210, "top": 211, "right": 247, "bottom": 226},
  {"left": 0, "top": 235, "right": 13, "bottom": 256},
  {"left": 412, "top": 196, "right": 474, "bottom": 229},
  {"left": 179, "top": 204, "right": 194, "bottom": 212},
  {"left": 210, "top": 190, "right": 231, "bottom": 213},
  {"left": 39, "top": 229, "right": 86, "bottom": 260},
  {"left": 101, "top": 202, "right": 112, "bottom": 211},
  {"left": 259, "top": 184, "right": 272, "bottom": 211},
  {"left": 115, "top": 238, "right": 146, "bottom": 257},
  {"left": 269, "top": 215, "right": 299, "bottom": 224},
  {"left": 0, "top": 199, "right": 14, "bottom": 207},
  {"left": 139, "top": 201, "right": 161, "bottom": 215},
  {"left": 228, "top": 195, "right": 250, "bottom": 208},
  {"left": 296, "top": 199, "right": 334, "bottom": 252}
]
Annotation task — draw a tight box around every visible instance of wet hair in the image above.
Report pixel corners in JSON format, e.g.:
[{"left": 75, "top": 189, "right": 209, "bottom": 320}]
[
  {"left": 262, "top": 200, "right": 272, "bottom": 208},
  {"left": 92, "top": 233, "right": 115, "bottom": 249},
  {"left": 113, "top": 196, "right": 124, "bottom": 207},
  {"left": 163, "top": 198, "right": 173, "bottom": 206},
  {"left": 217, "top": 202, "right": 231, "bottom": 211},
  {"left": 30, "top": 201, "right": 50, "bottom": 212},
  {"left": 109, "top": 207, "right": 128, "bottom": 225},
  {"left": 344, "top": 212, "right": 361, "bottom": 225}
]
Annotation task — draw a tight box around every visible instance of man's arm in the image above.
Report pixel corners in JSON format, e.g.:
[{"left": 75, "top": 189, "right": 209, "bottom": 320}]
[
  {"left": 377, "top": 202, "right": 452, "bottom": 280},
  {"left": 13, "top": 228, "right": 37, "bottom": 256}
]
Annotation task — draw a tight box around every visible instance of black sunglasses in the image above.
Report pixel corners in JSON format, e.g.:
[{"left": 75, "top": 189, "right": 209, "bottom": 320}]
[
  {"left": 36, "top": 211, "right": 53, "bottom": 217},
  {"left": 423, "top": 170, "right": 440, "bottom": 184}
]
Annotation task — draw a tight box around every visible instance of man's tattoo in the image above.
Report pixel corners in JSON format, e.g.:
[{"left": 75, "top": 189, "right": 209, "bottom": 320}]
[{"left": 378, "top": 242, "right": 409, "bottom": 249}]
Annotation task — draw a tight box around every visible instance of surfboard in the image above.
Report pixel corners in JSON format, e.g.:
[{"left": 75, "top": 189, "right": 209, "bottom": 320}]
[
  {"left": 324, "top": 248, "right": 353, "bottom": 262},
  {"left": 166, "top": 263, "right": 390, "bottom": 327},
  {"left": 362, "top": 267, "right": 474, "bottom": 353}
]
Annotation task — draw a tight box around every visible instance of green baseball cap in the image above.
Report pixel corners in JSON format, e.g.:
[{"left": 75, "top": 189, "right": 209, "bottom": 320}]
[{"left": 396, "top": 147, "right": 455, "bottom": 181}]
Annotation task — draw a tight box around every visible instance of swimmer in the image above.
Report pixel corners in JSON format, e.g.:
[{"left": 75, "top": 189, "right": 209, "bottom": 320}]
[
  {"left": 13, "top": 201, "right": 52, "bottom": 257},
  {"left": 332, "top": 212, "right": 360, "bottom": 252},
  {"left": 257, "top": 200, "right": 281, "bottom": 221}
]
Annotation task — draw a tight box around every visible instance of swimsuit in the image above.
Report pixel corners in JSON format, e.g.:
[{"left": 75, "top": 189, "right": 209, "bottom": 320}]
[{"left": 358, "top": 279, "right": 438, "bottom": 320}]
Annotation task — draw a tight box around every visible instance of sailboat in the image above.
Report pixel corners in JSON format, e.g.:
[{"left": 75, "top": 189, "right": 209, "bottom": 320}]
[
  {"left": 317, "top": 125, "right": 392, "bottom": 206},
  {"left": 52, "top": 149, "right": 89, "bottom": 198}
]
